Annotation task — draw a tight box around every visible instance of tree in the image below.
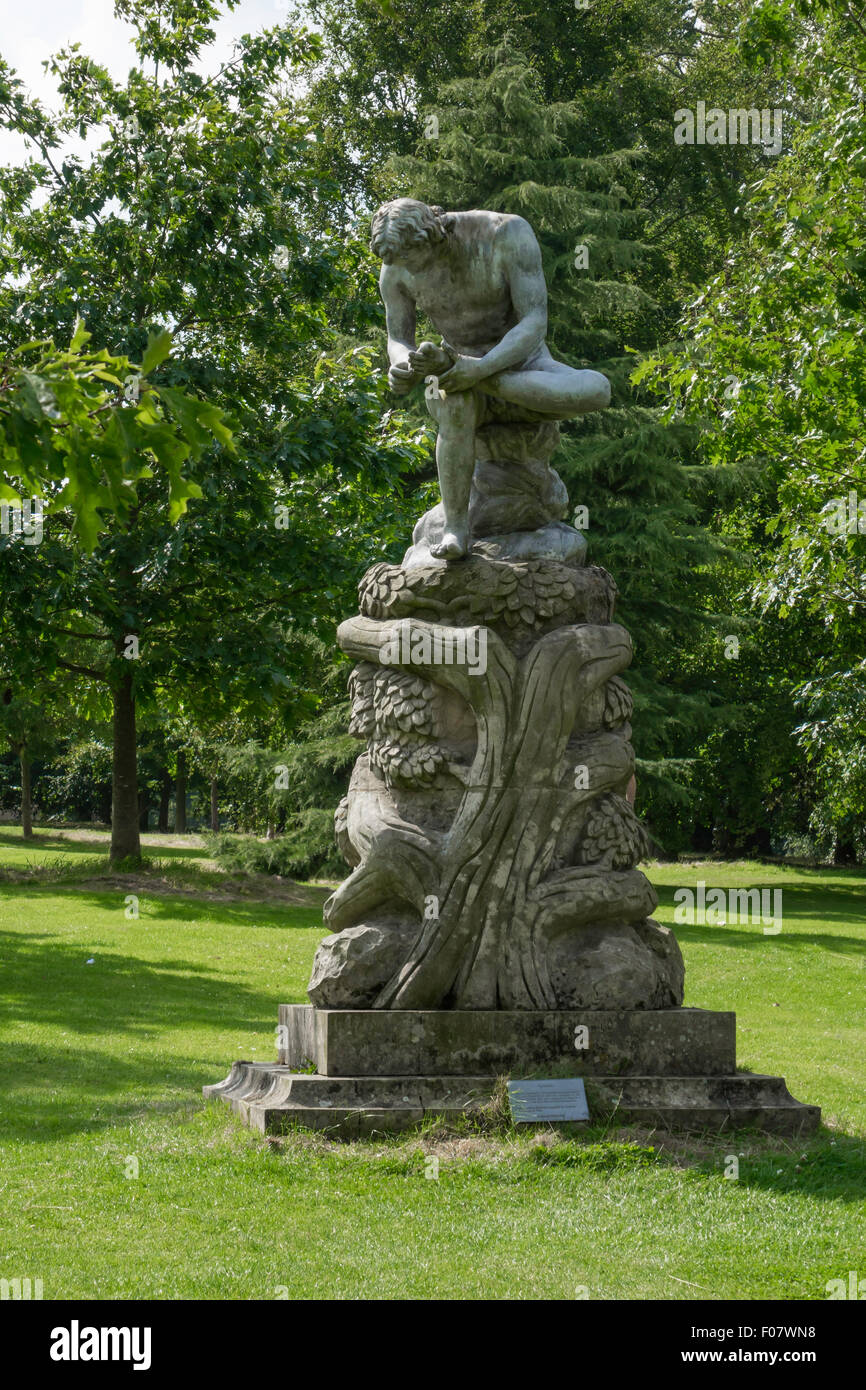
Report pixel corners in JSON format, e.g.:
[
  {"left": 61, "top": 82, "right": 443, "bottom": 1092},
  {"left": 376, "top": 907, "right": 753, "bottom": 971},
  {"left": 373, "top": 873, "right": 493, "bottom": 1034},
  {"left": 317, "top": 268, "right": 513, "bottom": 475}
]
[
  {"left": 643, "top": 0, "right": 866, "bottom": 856},
  {"left": 0, "top": 1, "right": 426, "bottom": 864},
  {"left": 300, "top": 0, "right": 789, "bottom": 299},
  {"left": 298, "top": 2, "right": 795, "bottom": 846},
  {"left": 0, "top": 684, "right": 50, "bottom": 837},
  {"left": 0, "top": 325, "right": 230, "bottom": 546}
]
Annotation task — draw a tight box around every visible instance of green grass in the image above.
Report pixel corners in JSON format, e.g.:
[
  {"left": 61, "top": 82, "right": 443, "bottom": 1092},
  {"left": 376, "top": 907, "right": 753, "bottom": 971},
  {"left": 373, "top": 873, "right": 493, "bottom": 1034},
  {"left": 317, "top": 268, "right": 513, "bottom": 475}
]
[
  {"left": 652, "top": 860, "right": 866, "bottom": 1134},
  {"left": 0, "top": 834, "right": 863, "bottom": 1299},
  {"left": 0, "top": 825, "right": 211, "bottom": 870}
]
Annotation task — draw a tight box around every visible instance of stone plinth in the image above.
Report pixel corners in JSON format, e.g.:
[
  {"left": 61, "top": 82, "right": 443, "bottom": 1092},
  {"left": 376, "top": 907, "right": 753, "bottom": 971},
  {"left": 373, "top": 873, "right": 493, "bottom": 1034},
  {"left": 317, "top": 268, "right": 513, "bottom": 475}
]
[
  {"left": 276, "top": 1003, "right": 735, "bottom": 1076},
  {"left": 204, "top": 1004, "right": 820, "bottom": 1138}
]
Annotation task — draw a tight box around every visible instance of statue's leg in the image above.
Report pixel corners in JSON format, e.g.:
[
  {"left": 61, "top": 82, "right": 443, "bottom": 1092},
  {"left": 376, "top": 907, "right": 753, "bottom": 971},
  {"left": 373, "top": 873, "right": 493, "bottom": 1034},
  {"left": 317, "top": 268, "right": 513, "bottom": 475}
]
[
  {"left": 479, "top": 359, "right": 610, "bottom": 417},
  {"left": 425, "top": 385, "right": 480, "bottom": 559}
]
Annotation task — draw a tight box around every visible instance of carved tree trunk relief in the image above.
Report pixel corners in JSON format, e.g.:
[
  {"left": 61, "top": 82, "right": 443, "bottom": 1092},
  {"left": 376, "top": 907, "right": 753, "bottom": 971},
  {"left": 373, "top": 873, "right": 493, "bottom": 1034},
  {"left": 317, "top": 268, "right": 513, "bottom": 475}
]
[{"left": 309, "top": 539, "right": 684, "bottom": 1011}]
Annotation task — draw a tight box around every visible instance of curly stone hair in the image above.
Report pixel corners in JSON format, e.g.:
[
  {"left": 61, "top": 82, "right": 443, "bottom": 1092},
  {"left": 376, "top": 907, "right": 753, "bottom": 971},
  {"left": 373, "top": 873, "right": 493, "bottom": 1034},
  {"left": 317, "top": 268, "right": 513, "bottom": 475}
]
[{"left": 370, "top": 198, "right": 448, "bottom": 259}]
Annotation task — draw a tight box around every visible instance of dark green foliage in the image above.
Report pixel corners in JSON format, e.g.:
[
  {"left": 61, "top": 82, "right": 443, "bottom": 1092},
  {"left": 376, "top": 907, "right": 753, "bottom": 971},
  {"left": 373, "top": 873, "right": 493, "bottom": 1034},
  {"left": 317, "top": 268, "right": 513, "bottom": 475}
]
[
  {"left": 644, "top": 0, "right": 866, "bottom": 858},
  {"left": 206, "top": 812, "right": 343, "bottom": 881},
  {"left": 391, "top": 40, "right": 744, "bottom": 837}
]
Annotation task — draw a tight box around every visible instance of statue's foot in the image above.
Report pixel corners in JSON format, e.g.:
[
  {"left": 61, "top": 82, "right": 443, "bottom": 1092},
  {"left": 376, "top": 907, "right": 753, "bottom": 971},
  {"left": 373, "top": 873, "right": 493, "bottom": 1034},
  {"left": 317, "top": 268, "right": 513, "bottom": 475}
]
[{"left": 431, "top": 527, "right": 470, "bottom": 560}]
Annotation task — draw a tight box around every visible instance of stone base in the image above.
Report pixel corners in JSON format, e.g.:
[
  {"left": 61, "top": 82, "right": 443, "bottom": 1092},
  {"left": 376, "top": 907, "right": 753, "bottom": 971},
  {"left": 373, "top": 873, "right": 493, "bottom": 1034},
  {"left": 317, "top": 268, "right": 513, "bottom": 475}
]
[
  {"left": 276, "top": 1004, "right": 735, "bottom": 1076},
  {"left": 204, "top": 1006, "right": 820, "bottom": 1138}
]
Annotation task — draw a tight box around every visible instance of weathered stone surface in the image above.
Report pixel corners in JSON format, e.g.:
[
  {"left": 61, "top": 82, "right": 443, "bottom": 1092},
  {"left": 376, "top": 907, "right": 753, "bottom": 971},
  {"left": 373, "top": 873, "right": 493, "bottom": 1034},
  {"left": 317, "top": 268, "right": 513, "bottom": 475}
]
[
  {"left": 206, "top": 197, "right": 823, "bottom": 1138},
  {"left": 405, "top": 519, "right": 587, "bottom": 569},
  {"left": 204, "top": 1056, "right": 820, "bottom": 1137},
  {"left": 546, "top": 920, "right": 685, "bottom": 1010},
  {"left": 207, "top": 1006, "right": 819, "bottom": 1136},
  {"left": 467, "top": 521, "right": 587, "bottom": 567},
  {"left": 310, "top": 566, "right": 684, "bottom": 1010},
  {"left": 371, "top": 201, "right": 610, "bottom": 561},
  {"left": 316, "top": 198, "right": 681, "bottom": 1014},
  {"left": 305, "top": 203, "right": 661, "bottom": 1010},
  {"left": 358, "top": 551, "right": 614, "bottom": 637},
  {"left": 408, "top": 418, "right": 570, "bottom": 558},
  {"left": 277, "top": 1004, "right": 736, "bottom": 1077},
  {"left": 307, "top": 919, "right": 419, "bottom": 1009}
]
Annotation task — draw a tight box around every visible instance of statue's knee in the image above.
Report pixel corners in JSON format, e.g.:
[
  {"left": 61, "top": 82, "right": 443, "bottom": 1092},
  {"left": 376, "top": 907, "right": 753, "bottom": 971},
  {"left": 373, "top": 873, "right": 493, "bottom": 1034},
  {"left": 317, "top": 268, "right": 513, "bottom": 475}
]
[
  {"left": 426, "top": 390, "right": 475, "bottom": 432},
  {"left": 582, "top": 370, "right": 611, "bottom": 411}
]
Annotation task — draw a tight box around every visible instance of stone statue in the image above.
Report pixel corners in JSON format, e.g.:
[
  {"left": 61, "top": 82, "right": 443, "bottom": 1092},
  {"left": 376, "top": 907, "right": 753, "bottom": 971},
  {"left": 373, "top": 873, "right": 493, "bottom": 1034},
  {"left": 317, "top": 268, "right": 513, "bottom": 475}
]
[
  {"left": 372, "top": 199, "right": 610, "bottom": 558},
  {"left": 304, "top": 198, "right": 685, "bottom": 1012},
  {"left": 206, "top": 200, "right": 819, "bottom": 1138}
]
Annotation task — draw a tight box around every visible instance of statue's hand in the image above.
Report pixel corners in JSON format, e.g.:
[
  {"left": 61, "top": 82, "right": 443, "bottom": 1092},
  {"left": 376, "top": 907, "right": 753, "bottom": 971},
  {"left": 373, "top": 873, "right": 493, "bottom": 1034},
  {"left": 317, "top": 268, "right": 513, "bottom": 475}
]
[
  {"left": 388, "top": 360, "right": 419, "bottom": 395},
  {"left": 409, "top": 341, "right": 454, "bottom": 376},
  {"left": 438, "top": 354, "right": 486, "bottom": 394}
]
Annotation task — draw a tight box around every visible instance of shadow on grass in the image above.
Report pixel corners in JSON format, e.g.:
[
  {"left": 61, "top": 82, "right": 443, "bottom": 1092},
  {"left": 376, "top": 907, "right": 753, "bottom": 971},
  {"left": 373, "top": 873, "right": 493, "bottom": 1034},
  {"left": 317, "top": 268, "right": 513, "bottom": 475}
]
[
  {"left": 652, "top": 885, "right": 866, "bottom": 955},
  {"left": 0, "top": 1040, "right": 224, "bottom": 1142},
  {"left": 0, "top": 930, "right": 305, "bottom": 1032},
  {"left": 0, "top": 829, "right": 210, "bottom": 863},
  {"left": 0, "top": 929, "right": 303, "bottom": 1140},
  {"left": 0, "top": 829, "right": 109, "bottom": 856},
  {"left": 0, "top": 887, "right": 326, "bottom": 929}
]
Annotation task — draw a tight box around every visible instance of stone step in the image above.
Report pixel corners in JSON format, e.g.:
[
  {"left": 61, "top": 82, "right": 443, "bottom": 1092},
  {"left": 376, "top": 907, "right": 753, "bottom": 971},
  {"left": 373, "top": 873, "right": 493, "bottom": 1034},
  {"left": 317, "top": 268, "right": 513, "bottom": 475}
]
[
  {"left": 204, "top": 1062, "right": 493, "bottom": 1115},
  {"left": 587, "top": 1074, "right": 799, "bottom": 1107},
  {"left": 585, "top": 1075, "right": 820, "bottom": 1134},
  {"left": 204, "top": 1062, "right": 820, "bottom": 1137},
  {"left": 277, "top": 1004, "right": 738, "bottom": 1077}
]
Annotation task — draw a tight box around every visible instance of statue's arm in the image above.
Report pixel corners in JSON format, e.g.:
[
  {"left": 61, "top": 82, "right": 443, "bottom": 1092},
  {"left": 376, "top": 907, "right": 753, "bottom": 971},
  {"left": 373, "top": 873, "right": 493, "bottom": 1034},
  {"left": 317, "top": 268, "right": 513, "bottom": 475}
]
[
  {"left": 477, "top": 219, "right": 547, "bottom": 373},
  {"left": 380, "top": 266, "right": 417, "bottom": 367}
]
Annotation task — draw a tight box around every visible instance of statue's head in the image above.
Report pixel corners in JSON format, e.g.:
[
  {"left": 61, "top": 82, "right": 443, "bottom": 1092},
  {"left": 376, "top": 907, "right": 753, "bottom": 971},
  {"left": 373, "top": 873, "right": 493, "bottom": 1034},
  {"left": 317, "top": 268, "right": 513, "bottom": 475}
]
[{"left": 370, "top": 198, "right": 447, "bottom": 267}]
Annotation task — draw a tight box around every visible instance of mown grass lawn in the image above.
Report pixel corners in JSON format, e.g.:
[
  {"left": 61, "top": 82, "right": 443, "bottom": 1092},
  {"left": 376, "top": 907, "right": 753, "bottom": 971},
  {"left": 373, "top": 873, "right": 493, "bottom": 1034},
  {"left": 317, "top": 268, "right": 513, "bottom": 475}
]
[
  {"left": 0, "top": 828, "right": 863, "bottom": 1300},
  {"left": 0, "top": 825, "right": 210, "bottom": 872}
]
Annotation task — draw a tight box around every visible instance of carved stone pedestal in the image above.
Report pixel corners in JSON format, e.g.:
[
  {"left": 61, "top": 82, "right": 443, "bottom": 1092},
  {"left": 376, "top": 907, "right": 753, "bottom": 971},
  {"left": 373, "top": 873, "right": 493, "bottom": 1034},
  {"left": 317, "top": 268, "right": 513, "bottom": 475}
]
[
  {"left": 203, "top": 415, "right": 821, "bottom": 1142},
  {"left": 308, "top": 445, "right": 683, "bottom": 1011},
  {"left": 204, "top": 1004, "right": 820, "bottom": 1138}
]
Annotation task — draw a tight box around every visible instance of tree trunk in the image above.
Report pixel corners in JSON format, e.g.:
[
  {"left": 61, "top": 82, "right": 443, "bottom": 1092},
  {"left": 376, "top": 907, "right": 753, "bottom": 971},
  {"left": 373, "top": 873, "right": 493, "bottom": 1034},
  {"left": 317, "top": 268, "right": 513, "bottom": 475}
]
[
  {"left": 175, "top": 751, "right": 187, "bottom": 833},
  {"left": 834, "top": 834, "right": 856, "bottom": 866},
  {"left": 209, "top": 776, "right": 219, "bottom": 833},
  {"left": 158, "top": 776, "right": 171, "bottom": 833},
  {"left": 110, "top": 669, "right": 141, "bottom": 864},
  {"left": 19, "top": 747, "right": 33, "bottom": 840}
]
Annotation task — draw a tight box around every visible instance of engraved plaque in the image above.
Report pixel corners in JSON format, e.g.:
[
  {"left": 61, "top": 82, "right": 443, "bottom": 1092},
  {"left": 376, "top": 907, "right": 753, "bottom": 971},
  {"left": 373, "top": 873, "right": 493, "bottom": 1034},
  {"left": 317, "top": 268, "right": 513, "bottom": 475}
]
[{"left": 507, "top": 1077, "right": 589, "bottom": 1123}]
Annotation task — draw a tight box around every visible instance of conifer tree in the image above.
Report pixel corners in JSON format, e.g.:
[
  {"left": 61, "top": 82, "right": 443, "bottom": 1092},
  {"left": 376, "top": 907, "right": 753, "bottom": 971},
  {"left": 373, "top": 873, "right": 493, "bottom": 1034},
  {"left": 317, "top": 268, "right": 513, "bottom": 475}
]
[{"left": 392, "top": 40, "right": 739, "bottom": 836}]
